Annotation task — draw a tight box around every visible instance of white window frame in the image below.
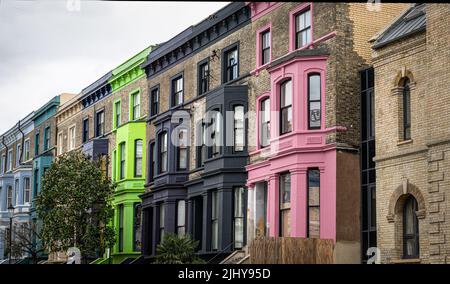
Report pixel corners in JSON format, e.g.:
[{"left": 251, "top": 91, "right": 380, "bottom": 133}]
[
  {"left": 58, "top": 132, "right": 64, "bottom": 155},
  {"left": 68, "top": 125, "right": 76, "bottom": 151}
]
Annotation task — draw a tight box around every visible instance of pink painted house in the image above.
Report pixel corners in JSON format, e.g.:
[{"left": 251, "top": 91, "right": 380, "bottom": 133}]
[{"left": 244, "top": 2, "right": 406, "bottom": 263}]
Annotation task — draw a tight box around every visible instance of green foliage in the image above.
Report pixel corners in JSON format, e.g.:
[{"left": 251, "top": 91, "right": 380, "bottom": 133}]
[
  {"left": 36, "top": 151, "right": 116, "bottom": 262},
  {"left": 155, "top": 233, "right": 205, "bottom": 264}
]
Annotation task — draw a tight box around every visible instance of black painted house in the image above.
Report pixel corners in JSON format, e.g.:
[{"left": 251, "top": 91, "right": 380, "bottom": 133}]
[{"left": 139, "top": 2, "right": 251, "bottom": 263}]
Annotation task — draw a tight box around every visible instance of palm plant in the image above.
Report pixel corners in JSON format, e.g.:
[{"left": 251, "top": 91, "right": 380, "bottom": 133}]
[{"left": 154, "top": 233, "right": 204, "bottom": 264}]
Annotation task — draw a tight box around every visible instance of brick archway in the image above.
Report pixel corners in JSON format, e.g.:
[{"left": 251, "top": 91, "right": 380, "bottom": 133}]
[{"left": 386, "top": 180, "right": 426, "bottom": 223}]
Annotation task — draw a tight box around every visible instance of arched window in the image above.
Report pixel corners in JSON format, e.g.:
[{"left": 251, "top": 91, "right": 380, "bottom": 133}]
[
  {"left": 403, "top": 195, "right": 419, "bottom": 258},
  {"left": 402, "top": 78, "right": 411, "bottom": 140},
  {"left": 280, "top": 79, "right": 293, "bottom": 135}
]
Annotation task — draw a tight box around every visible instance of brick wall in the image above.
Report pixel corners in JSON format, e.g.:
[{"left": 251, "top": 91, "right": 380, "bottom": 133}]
[{"left": 373, "top": 4, "right": 450, "bottom": 264}]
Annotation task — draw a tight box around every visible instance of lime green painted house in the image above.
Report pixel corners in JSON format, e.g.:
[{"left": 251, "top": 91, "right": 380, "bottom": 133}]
[{"left": 99, "top": 46, "right": 153, "bottom": 264}]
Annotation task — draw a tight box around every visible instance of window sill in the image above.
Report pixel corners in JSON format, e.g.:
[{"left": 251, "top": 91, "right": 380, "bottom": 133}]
[
  {"left": 397, "top": 139, "right": 413, "bottom": 146},
  {"left": 390, "top": 258, "right": 421, "bottom": 264}
]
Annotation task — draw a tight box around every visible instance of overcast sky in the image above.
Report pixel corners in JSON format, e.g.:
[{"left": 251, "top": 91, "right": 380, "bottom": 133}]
[{"left": 0, "top": 0, "right": 229, "bottom": 133}]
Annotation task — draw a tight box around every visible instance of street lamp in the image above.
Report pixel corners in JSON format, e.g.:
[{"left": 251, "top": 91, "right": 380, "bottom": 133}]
[{"left": 8, "top": 204, "right": 15, "bottom": 265}]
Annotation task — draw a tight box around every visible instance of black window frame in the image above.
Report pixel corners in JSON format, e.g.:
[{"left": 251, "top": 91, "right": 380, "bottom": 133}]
[
  {"left": 196, "top": 121, "right": 206, "bottom": 168},
  {"left": 148, "top": 141, "right": 155, "bottom": 182},
  {"left": 403, "top": 195, "right": 419, "bottom": 259},
  {"left": 307, "top": 73, "right": 321, "bottom": 130},
  {"left": 44, "top": 126, "right": 51, "bottom": 151},
  {"left": 307, "top": 168, "right": 320, "bottom": 238},
  {"left": 95, "top": 109, "right": 105, "bottom": 137},
  {"left": 222, "top": 43, "right": 239, "bottom": 84},
  {"left": 279, "top": 172, "right": 291, "bottom": 237},
  {"left": 82, "top": 117, "right": 89, "bottom": 143},
  {"left": 150, "top": 85, "right": 160, "bottom": 117},
  {"left": 133, "top": 202, "right": 141, "bottom": 252},
  {"left": 294, "top": 8, "right": 312, "bottom": 50},
  {"left": 280, "top": 79, "right": 293, "bottom": 135},
  {"left": 118, "top": 204, "right": 124, "bottom": 252},
  {"left": 198, "top": 58, "right": 210, "bottom": 96},
  {"left": 261, "top": 29, "right": 271, "bottom": 65},
  {"left": 171, "top": 73, "right": 184, "bottom": 107},
  {"left": 402, "top": 78, "right": 411, "bottom": 141},
  {"left": 34, "top": 132, "right": 40, "bottom": 156}
]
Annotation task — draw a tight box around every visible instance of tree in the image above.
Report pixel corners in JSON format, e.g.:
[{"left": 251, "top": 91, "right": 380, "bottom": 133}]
[
  {"left": 36, "top": 151, "right": 116, "bottom": 263},
  {"left": 9, "top": 221, "right": 45, "bottom": 264},
  {"left": 154, "top": 233, "right": 205, "bottom": 264}
]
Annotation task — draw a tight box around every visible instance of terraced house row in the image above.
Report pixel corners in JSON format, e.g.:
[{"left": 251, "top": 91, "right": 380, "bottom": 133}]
[{"left": 2, "top": 2, "right": 449, "bottom": 264}]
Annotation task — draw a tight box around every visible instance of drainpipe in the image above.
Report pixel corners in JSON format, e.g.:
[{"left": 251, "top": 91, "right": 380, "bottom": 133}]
[
  {"left": 1, "top": 135, "right": 8, "bottom": 172},
  {"left": 18, "top": 120, "right": 25, "bottom": 165}
]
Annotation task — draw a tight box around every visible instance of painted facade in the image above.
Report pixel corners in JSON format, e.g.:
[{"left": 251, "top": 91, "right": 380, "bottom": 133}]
[
  {"left": 244, "top": 2, "right": 409, "bottom": 264},
  {"left": 104, "top": 46, "right": 153, "bottom": 264},
  {"left": 138, "top": 2, "right": 252, "bottom": 263},
  {"left": 0, "top": 2, "right": 431, "bottom": 265},
  {"left": 0, "top": 112, "right": 34, "bottom": 261}
]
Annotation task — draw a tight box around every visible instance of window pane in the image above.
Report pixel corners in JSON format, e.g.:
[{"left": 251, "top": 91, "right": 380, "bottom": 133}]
[
  {"left": 179, "top": 149, "right": 187, "bottom": 169},
  {"left": 234, "top": 106, "right": 244, "bottom": 151},
  {"left": 308, "top": 207, "right": 320, "bottom": 238},
  {"left": 177, "top": 200, "right": 186, "bottom": 227},
  {"left": 309, "top": 102, "right": 321, "bottom": 128},
  {"left": 281, "top": 107, "right": 292, "bottom": 133},
  {"left": 280, "top": 173, "right": 291, "bottom": 204},
  {"left": 234, "top": 217, "right": 244, "bottom": 248},
  {"left": 234, "top": 187, "right": 245, "bottom": 217},
  {"left": 262, "top": 31, "right": 270, "bottom": 49},
  {"left": 309, "top": 75, "right": 320, "bottom": 100},
  {"left": 281, "top": 80, "right": 292, "bottom": 107}
]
